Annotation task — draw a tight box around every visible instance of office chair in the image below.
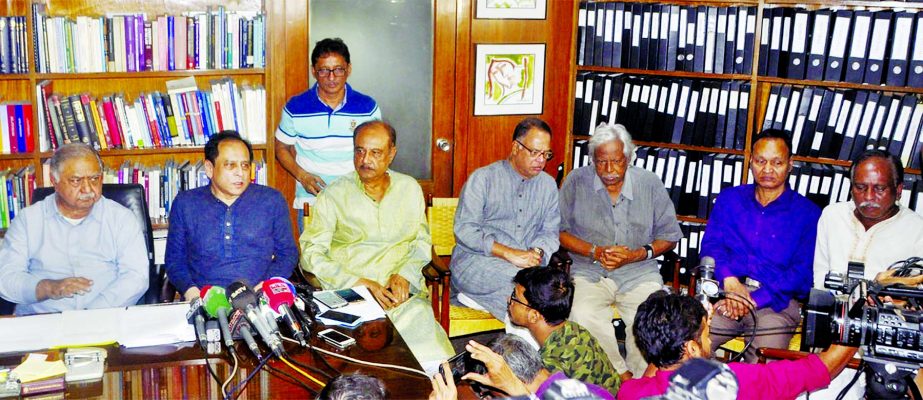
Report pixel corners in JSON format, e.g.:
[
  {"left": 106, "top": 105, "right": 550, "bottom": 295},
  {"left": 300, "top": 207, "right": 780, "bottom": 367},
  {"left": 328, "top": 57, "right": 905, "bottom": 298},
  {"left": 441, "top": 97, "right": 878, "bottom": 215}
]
[{"left": 31, "top": 184, "right": 163, "bottom": 305}]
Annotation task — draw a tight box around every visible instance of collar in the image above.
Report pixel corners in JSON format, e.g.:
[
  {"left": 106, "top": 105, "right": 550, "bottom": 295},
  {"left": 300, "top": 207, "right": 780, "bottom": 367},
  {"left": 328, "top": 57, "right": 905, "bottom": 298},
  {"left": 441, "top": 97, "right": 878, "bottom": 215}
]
[
  {"left": 747, "top": 183, "right": 793, "bottom": 210},
  {"left": 312, "top": 82, "right": 351, "bottom": 112},
  {"left": 846, "top": 201, "right": 906, "bottom": 233},
  {"left": 43, "top": 193, "right": 104, "bottom": 224},
  {"left": 207, "top": 184, "right": 253, "bottom": 206},
  {"left": 502, "top": 159, "right": 528, "bottom": 182},
  {"left": 592, "top": 166, "right": 635, "bottom": 201},
  {"left": 351, "top": 170, "right": 394, "bottom": 200}
]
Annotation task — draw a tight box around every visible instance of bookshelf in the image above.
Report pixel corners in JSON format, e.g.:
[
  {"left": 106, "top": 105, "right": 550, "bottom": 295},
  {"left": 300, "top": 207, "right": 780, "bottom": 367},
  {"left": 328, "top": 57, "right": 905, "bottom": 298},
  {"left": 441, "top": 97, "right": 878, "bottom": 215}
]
[
  {"left": 0, "top": 0, "right": 302, "bottom": 233},
  {"left": 568, "top": 0, "right": 923, "bottom": 270}
]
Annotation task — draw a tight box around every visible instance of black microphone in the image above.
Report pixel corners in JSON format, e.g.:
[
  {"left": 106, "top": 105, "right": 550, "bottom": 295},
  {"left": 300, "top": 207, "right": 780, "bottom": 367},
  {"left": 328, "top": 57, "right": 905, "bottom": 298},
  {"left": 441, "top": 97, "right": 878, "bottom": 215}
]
[
  {"left": 186, "top": 297, "right": 208, "bottom": 349},
  {"left": 229, "top": 308, "right": 262, "bottom": 360},
  {"left": 227, "top": 280, "right": 284, "bottom": 357}
]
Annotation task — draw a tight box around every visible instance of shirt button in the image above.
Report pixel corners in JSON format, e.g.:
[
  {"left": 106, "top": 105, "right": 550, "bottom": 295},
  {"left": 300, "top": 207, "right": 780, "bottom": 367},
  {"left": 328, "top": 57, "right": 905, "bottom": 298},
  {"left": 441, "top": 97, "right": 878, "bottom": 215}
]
[
  {"left": 517, "top": 225, "right": 521, "bottom": 228},
  {"left": 226, "top": 222, "right": 231, "bottom": 227},
  {"left": 225, "top": 235, "right": 230, "bottom": 240},
  {"left": 519, "top": 209, "right": 523, "bottom": 212}
]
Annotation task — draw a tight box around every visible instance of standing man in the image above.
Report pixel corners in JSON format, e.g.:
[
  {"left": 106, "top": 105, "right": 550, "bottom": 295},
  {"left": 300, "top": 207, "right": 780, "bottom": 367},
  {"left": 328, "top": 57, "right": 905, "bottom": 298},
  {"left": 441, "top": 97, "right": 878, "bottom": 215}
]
[
  {"left": 275, "top": 38, "right": 381, "bottom": 226},
  {"left": 558, "top": 123, "right": 682, "bottom": 378},
  {"left": 166, "top": 131, "right": 298, "bottom": 301},
  {"left": 450, "top": 117, "right": 560, "bottom": 321},
  {"left": 702, "top": 129, "right": 821, "bottom": 362},
  {"left": 301, "top": 120, "right": 453, "bottom": 367},
  {"left": 0, "top": 143, "right": 148, "bottom": 315}
]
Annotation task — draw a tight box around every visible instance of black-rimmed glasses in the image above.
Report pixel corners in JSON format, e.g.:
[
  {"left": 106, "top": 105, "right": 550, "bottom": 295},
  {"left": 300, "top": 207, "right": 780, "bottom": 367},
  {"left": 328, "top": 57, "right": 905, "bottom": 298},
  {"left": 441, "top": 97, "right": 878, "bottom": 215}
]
[{"left": 515, "top": 140, "right": 554, "bottom": 161}]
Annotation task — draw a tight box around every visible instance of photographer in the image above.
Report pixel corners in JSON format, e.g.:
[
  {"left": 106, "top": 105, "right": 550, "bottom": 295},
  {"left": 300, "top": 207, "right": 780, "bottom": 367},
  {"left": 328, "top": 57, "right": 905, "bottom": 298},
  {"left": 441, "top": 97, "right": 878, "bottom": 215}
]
[
  {"left": 619, "top": 291, "right": 857, "bottom": 400},
  {"left": 430, "top": 335, "right": 614, "bottom": 400}
]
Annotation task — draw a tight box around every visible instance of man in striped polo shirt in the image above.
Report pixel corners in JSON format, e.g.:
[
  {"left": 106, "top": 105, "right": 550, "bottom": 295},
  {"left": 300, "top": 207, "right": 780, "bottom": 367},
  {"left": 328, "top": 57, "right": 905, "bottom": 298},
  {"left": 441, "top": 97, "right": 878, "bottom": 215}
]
[{"left": 275, "top": 38, "right": 381, "bottom": 227}]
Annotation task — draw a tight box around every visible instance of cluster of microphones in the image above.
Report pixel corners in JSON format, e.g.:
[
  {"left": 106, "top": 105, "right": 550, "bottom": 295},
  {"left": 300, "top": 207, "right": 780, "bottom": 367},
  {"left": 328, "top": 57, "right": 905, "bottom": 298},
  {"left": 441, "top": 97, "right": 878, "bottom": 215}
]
[{"left": 185, "top": 277, "right": 320, "bottom": 360}]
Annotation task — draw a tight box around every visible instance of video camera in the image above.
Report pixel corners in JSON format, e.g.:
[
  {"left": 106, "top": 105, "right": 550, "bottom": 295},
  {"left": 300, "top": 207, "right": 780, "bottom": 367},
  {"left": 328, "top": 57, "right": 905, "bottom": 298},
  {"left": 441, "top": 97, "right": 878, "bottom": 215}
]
[{"left": 803, "top": 260, "right": 923, "bottom": 398}]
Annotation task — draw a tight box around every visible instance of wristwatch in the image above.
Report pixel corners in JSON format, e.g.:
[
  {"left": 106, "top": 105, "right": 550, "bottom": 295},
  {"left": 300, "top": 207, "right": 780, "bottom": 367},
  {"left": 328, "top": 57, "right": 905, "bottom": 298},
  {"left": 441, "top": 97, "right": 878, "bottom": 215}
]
[{"left": 643, "top": 244, "right": 654, "bottom": 260}]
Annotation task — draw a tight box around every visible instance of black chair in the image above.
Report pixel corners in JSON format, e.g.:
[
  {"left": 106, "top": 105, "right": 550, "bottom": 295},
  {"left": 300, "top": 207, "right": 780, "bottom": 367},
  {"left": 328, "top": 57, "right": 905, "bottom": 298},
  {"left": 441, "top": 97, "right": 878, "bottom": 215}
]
[{"left": 30, "top": 183, "right": 163, "bottom": 305}]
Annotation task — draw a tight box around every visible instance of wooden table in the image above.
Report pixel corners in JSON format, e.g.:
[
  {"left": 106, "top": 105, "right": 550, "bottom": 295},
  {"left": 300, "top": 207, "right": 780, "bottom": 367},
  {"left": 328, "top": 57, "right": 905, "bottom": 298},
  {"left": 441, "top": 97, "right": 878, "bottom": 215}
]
[{"left": 0, "top": 319, "right": 435, "bottom": 399}]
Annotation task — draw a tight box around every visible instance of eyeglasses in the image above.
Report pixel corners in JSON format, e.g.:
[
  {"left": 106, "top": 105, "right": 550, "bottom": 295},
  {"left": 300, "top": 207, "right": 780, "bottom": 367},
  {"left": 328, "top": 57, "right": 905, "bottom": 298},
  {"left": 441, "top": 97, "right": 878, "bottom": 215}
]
[
  {"left": 507, "top": 289, "right": 532, "bottom": 309},
  {"left": 315, "top": 67, "right": 347, "bottom": 77},
  {"left": 66, "top": 174, "right": 102, "bottom": 188},
  {"left": 515, "top": 140, "right": 554, "bottom": 161}
]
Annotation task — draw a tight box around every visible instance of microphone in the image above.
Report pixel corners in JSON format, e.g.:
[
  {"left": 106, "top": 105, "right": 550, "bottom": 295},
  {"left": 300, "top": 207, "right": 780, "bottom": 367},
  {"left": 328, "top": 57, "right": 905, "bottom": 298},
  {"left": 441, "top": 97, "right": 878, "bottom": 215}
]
[
  {"left": 227, "top": 280, "right": 285, "bottom": 357},
  {"left": 186, "top": 297, "right": 208, "bottom": 349},
  {"left": 262, "top": 277, "right": 308, "bottom": 346},
  {"left": 695, "top": 256, "right": 723, "bottom": 306},
  {"left": 202, "top": 285, "right": 236, "bottom": 354},
  {"left": 229, "top": 308, "right": 262, "bottom": 360}
]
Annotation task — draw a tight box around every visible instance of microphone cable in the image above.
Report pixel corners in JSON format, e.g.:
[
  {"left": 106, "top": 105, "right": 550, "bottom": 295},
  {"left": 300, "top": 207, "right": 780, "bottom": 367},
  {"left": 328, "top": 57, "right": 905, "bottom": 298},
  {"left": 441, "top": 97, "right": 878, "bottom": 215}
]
[
  {"left": 722, "top": 291, "right": 758, "bottom": 363},
  {"left": 226, "top": 353, "right": 271, "bottom": 400},
  {"left": 282, "top": 350, "right": 334, "bottom": 380},
  {"left": 279, "top": 355, "right": 326, "bottom": 387},
  {"left": 280, "top": 336, "right": 428, "bottom": 378},
  {"left": 263, "top": 363, "right": 319, "bottom": 396},
  {"left": 220, "top": 351, "right": 239, "bottom": 398},
  {"left": 193, "top": 317, "right": 226, "bottom": 389}
]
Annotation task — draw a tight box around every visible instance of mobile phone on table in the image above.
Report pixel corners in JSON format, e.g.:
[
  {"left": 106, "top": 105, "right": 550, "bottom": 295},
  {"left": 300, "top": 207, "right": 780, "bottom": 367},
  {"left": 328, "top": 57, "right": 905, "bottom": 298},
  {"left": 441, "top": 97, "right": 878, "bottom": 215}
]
[
  {"left": 335, "top": 288, "right": 365, "bottom": 303},
  {"left": 314, "top": 291, "right": 348, "bottom": 309},
  {"left": 318, "top": 309, "right": 361, "bottom": 325},
  {"left": 318, "top": 328, "right": 356, "bottom": 349}
]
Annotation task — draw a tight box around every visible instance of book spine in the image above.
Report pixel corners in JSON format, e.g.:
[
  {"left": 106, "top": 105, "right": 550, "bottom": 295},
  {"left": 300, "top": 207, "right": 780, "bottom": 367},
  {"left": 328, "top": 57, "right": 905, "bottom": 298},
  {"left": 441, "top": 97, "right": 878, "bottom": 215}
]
[
  {"left": 68, "top": 95, "right": 91, "bottom": 145},
  {"left": 144, "top": 20, "right": 153, "bottom": 71},
  {"left": 101, "top": 97, "right": 122, "bottom": 148},
  {"left": 21, "top": 104, "right": 33, "bottom": 153},
  {"left": 59, "top": 95, "right": 80, "bottom": 143},
  {"left": 167, "top": 15, "right": 174, "bottom": 70},
  {"left": 89, "top": 98, "right": 108, "bottom": 150},
  {"left": 80, "top": 94, "right": 101, "bottom": 150}
]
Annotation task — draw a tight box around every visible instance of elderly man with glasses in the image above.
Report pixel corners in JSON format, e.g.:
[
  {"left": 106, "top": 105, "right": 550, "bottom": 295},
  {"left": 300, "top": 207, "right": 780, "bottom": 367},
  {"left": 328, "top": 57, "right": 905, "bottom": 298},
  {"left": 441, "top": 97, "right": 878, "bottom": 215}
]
[
  {"left": 450, "top": 117, "right": 561, "bottom": 326},
  {"left": 274, "top": 38, "right": 381, "bottom": 229},
  {"left": 558, "top": 123, "right": 683, "bottom": 380},
  {"left": 0, "top": 143, "right": 148, "bottom": 315}
]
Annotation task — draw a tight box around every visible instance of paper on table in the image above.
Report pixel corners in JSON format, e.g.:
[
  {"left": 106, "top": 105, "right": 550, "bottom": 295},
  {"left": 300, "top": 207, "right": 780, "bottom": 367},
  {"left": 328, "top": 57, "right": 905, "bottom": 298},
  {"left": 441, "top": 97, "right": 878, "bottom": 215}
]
[
  {"left": 11, "top": 353, "right": 67, "bottom": 383},
  {"left": 117, "top": 303, "right": 196, "bottom": 348},
  {"left": 56, "top": 308, "right": 120, "bottom": 348},
  {"left": 314, "top": 286, "right": 387, "bottom": 327},
  {"left": 0, "top": 314, "right": 61, "bottom": 354}
]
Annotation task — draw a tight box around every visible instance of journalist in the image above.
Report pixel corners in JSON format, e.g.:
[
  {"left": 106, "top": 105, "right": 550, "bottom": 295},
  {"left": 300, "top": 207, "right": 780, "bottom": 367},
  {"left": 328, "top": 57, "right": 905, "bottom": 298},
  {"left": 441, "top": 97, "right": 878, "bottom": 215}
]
[{"left": 618, "top": 291, "right": 858, "bottom": 400}]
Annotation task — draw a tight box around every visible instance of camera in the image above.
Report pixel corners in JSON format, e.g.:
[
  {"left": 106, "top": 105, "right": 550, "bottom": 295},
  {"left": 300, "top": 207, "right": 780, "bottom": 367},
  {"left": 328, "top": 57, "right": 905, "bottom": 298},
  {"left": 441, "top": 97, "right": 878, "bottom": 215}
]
[{"left": 803, "top": 260, "right": 923, "bottom": 398}]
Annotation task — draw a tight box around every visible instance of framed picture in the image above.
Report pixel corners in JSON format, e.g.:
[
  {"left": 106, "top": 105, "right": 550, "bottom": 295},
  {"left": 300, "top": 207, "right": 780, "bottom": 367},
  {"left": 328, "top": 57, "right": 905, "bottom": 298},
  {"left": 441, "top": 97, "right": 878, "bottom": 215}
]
[
  {"left": 475, "top": 0, "right": 547, "bottom": 20},
  {"left": 473, "top": 44, "right": 546, "bottom": 116}
]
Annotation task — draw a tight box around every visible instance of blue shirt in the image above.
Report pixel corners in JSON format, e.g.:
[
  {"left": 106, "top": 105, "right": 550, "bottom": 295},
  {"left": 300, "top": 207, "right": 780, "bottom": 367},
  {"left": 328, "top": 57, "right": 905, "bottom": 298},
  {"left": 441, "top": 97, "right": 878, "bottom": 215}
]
[
  {"left": 274, "top": 83, "right": 381, "bottom": 208},
  {"left": 0, "top": 195, "right": 148, "bottom": 315},
  {"left": 165, "top": 184, "right": 298, "bottom": 292},
  {"left": 701, "top": 184, "right": 820, "bottom": 312}
]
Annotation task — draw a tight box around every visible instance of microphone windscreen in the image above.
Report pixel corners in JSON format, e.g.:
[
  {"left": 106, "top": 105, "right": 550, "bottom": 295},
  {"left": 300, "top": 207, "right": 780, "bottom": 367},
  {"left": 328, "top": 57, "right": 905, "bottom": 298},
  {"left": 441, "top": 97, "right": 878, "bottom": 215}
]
[
  {"left": 701, "top": 256, "right": 716, "bottom": 267},
  {"left": 203, "top": 286, "right": 232, "bottom": 318},
  {"left": 262, "top": 278, "right": 296, "bottom": 312},
  {"left": 228, "top": 308, "right": 251, "bottom": 334},
  {"left": 227, "top": 281, "right": 259, "bottom": 311}
]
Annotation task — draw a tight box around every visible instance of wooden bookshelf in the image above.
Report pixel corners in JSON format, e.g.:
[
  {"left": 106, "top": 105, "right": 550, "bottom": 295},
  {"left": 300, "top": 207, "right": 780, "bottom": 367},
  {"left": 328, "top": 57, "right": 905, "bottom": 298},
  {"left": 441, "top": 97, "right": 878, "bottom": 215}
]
[
  {"left": 577, "top": 65, "right": 752, "bottom": 81},
  {"left": 757, "top": 76, "right": 923, "bottom": 95},
  {"left": 574, "top": 135, "right": 746, "bottom": 155}
]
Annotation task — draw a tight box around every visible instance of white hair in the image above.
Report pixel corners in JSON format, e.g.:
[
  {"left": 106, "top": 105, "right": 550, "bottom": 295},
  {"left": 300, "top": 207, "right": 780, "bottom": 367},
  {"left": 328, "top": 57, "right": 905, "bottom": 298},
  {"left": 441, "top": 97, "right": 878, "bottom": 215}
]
[{"left": 588, "top": 123, "right": 636, "bottom": 163}]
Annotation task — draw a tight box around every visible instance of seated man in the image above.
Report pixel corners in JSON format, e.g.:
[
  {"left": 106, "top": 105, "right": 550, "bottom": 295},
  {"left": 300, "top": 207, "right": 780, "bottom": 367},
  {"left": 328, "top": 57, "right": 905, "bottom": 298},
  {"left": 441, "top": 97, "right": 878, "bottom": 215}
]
[
  {"left": 318, "top": 373, "right": 386, "bottom": 400},
  {"left": 618, "top": 291, "right": 858, "bottom": 400},
  {"left": 559, "top": 123, "right": 682, "bottom": 377},
  {"left": 430, "top": 335, "right": 614, "bottom": 400},
  {"left": 811, "top": 149, "right": 923, "bottom": 399},
  {"left": 165, "top": 131, "right": 298, "bottom": 300},
  {"left": 0, "top": 143, "right": 148, "bottom": 315},
  {"left": 451, "top": 117, "right": 560, "bottom": 320},
  {"left": 508, "top": 267, "right": 621, "bottom": 394},
  {"left": 301, "top": 120, "right": 453, "bottom": 366},
  {"left": 701, "top": 129, "right": 820, "bottom": 362}
]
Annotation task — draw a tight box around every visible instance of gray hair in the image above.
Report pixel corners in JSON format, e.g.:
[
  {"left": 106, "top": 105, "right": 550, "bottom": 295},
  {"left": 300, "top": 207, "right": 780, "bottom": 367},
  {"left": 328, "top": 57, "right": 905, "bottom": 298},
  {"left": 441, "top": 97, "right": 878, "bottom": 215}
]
[
  {"left": 488, "top": 334, "right": 544, "bottom": 384},
  {"left": 49, "top": 143, "right": 103, "bottom": 181},
  {"left": 316, "top": 373, "right": 386, "bottom": 400},
  {"left": 588, "top": 123, "right": 636, "bottom": 164}
]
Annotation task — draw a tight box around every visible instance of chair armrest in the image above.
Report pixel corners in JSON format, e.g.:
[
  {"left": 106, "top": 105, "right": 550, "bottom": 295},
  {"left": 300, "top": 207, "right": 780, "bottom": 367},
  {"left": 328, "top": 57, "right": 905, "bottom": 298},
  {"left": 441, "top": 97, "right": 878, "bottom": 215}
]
[{"left": 424, "top": 247, "right": 451, "bottom": 283}]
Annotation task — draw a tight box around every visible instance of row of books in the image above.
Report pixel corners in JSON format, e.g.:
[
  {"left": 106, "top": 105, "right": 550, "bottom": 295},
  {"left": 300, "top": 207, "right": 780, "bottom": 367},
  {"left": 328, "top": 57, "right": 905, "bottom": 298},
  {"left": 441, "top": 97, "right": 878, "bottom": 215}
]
[
  {"left": 577, "top": 2, "right": 757, "bottom": 74},
  {"left": 35, "top": 77, "right": 266, "bottom": 153},
  {"left": 761, "top": 84, "right": 923, "bottom": 169},
  {"left": 31, "top": 3, "right": 265, "bottom": 73},
  {"left": 574, "top": 72, "right": 750, "bottom": 150},
  {"left": 0, "top": 103, "right": 34, "bottom": 154},
  {"left": 0, "top": 16, "right": 28, "bottom": 74},
  {"left": 0, "top": 166, "right": 35, "bottom": 229},
  {"left": 760, "top": 8, "right": 923, "bottom": 87}
]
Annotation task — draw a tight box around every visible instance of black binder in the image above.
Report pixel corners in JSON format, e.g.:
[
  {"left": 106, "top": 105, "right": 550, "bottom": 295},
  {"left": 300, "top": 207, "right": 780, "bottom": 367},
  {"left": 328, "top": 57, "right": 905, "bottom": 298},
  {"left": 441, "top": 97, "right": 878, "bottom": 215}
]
[
  {"left": 693, "top": 6, "right": 707, "bottom": 73},
  {"left": 787, "top": 9, "right": 811, "bottom": 80},
  {"left": 741, "top": 8, "right": 757, "bottom": 75},
  {"left": 845, "top": 10, "right": 873, "bottom": 84},
  {"left": 838, "top": 91, "right": 868, "bottom": 160},
  {"left": 886, "top": 11, "right": 915, "bottom": 87},
  {"left": 864, "top": 11, "right": 893, "bottom": 85},
  {"left": 757, "top": 7, "right": 771, "bottom": 76},
  {"left": 825, "top": 10, "right": 854, "bottom": 82},
  {"left": 909, "top": 13, "right": 923, "bottom": 88},
  {"left": 807, "top": 9, "right": 832, "bottom": 81},
  {"left": 666, "top": 5, "right": 680, "bottom": 71}
]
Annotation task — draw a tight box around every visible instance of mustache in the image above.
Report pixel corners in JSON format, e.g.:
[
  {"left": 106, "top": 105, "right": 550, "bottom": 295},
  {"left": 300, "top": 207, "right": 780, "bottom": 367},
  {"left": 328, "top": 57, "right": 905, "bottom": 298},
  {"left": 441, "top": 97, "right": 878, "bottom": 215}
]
[
  {"left": 601, "top": 174, "right": 622, "bottom": 180},
  {"left": 858, "top": 201, "right": 880, "bottom": 209},
  {"left": 77, "top": 193, "right": 96, "bottom": 201}
]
